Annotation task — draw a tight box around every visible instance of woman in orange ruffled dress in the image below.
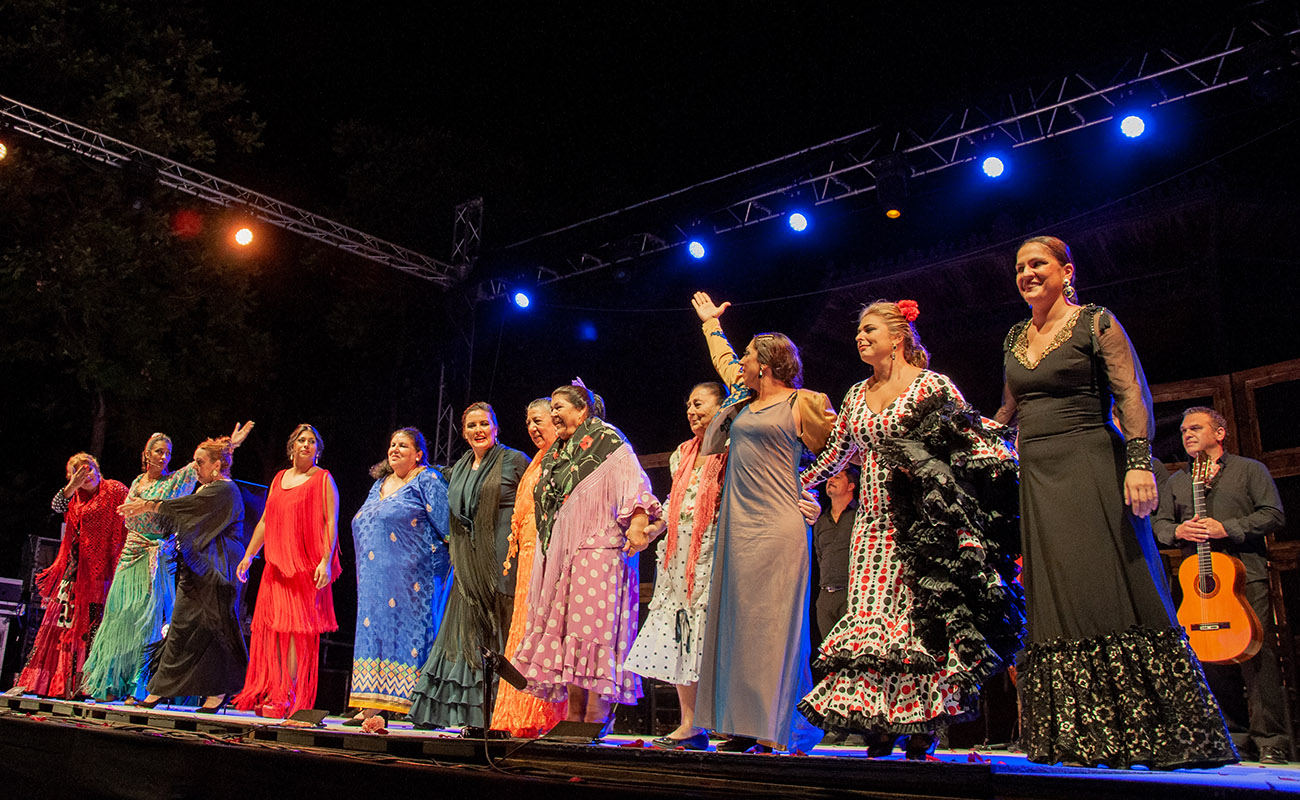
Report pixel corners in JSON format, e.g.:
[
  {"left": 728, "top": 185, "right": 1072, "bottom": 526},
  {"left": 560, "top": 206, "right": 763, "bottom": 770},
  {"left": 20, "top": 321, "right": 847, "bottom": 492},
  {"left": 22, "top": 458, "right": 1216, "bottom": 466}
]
[
  {"left": 233, "top": 424, "right": 341, "bottom": 717},
  {"left": 490, "top": 398, "right": 567, "bottom": 735}
]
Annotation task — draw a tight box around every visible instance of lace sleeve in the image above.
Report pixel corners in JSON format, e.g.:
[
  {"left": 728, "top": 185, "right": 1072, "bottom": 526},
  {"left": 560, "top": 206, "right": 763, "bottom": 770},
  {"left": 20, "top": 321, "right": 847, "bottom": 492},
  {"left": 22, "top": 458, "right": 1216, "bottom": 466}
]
[{"left": 1094, "top": 308, "right": 1155, "bottom": 470}]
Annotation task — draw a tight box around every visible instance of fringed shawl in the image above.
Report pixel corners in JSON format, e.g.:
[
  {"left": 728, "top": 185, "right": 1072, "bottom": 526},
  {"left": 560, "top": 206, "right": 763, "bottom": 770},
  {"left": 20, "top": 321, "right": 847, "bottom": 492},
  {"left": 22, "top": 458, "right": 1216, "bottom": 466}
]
[
  {"left": 534, "top": 417, "right": 626, "bottom": 553},
  {"left": 663, "top": 436, "right": 726, "bottom": 602}
]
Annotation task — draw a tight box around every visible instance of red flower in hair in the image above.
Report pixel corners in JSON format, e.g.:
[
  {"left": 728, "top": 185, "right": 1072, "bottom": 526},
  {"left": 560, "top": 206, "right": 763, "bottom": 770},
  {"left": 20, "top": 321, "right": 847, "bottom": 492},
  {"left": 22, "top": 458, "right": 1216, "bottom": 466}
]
[
  {"left": 898, "top": 299, "right": 920, "bottom": 323},
  {"left": 579, "top": 436, "right": 593, "bottom": 450}
]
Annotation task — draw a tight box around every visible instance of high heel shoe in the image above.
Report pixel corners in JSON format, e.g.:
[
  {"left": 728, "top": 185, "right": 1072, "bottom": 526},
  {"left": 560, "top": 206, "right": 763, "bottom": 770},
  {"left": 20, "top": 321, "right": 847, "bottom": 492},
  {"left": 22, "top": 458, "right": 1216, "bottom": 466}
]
[
  {"left": 904, "top": 731, "right": 937, "bottom": 761},
  {"left": 136, "top": 695, "right": 165, "bottom": 710},
  {"left": 195, "top": 695, "right": 230, "bottom": 714},
  {"left": 865, "top": 730, "right": 899, "bottom": 758}
]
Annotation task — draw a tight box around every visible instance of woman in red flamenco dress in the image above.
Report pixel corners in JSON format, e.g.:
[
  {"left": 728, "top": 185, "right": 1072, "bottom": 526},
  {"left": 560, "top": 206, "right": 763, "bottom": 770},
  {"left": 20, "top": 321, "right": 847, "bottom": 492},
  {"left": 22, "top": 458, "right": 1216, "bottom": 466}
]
[
  {"left": 234, "top": 424, "right": 341, "bottom": 717},
  {"left": 9, "top": 453, "right": 128, "bottom": 698}
]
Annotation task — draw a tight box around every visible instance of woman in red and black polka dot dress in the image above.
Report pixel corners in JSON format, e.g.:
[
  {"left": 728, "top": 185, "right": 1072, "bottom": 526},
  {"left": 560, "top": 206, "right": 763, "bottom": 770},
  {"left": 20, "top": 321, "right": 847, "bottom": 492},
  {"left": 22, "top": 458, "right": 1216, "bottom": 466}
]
[{"left": 799, "top": 300, "right": 1023, "bottom": 760}]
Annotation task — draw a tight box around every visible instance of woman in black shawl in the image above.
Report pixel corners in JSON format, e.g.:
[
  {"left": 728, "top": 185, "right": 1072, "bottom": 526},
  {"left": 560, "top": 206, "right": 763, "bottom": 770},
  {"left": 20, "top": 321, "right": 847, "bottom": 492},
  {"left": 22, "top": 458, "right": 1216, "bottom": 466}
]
[
  {"left": 408, "top": 403, "right": 528, "bottom": 729},
  {"left": 119, "top": 436, "right": 248, "bottom": 712}
]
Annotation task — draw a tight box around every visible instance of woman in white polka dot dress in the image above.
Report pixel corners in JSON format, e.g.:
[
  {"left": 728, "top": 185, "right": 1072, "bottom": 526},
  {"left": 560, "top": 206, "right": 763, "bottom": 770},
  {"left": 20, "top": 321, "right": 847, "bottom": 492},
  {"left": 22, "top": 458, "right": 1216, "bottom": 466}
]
[
  {"left": 800, "top": 300, "right": 1022, "bottom": 760},
  {"left": 625, "top": 381, "right": 728, "bottom": 750}
]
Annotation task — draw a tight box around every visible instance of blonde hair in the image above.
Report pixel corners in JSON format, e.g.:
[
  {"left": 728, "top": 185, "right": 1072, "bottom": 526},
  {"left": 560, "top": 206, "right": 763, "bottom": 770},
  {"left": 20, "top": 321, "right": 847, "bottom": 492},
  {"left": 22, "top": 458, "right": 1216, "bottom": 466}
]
[{"left": 859, "top": 300, "right": 930, "bottom": 368}]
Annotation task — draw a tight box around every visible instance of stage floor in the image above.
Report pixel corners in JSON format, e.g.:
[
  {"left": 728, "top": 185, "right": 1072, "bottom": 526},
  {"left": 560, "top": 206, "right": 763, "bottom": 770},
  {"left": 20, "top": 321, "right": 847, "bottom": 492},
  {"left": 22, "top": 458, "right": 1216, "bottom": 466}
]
[{"left": 2, "top": 694, "right": 1297, "bottom": 799}]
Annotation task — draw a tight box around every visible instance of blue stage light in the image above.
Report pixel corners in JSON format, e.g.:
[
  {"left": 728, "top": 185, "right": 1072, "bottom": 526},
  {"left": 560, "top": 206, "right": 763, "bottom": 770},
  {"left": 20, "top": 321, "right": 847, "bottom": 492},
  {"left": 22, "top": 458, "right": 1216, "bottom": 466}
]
[
  {"left": 688, "top": 239, "right": 707, "bottom": 259},
  {"left": 1120, "top": 114, "right": 1147, "bottom": 138},
  {"left": 512, "top": 290, "right": 531, "bottom": 309},
  {"left": 788, "top": 212, "right": 809, "bottom": 232},
  {"left": 981, "top": 155, "right": 1006, "bottom": 178}
]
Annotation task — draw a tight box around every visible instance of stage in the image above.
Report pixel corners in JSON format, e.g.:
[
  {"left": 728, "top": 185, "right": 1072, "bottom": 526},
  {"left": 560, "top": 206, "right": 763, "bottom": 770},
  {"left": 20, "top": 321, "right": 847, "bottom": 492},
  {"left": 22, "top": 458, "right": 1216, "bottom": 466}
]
[{"left": 1, "top": 695, "right": 1295, "bottom": 799}]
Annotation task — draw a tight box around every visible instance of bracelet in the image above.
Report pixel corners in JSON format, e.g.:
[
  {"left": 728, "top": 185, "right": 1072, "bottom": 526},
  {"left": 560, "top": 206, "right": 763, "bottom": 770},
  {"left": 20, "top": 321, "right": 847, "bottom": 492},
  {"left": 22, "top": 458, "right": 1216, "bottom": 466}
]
[{"left": 1125, "top": 437, "right": 1153, "bottom": 472}]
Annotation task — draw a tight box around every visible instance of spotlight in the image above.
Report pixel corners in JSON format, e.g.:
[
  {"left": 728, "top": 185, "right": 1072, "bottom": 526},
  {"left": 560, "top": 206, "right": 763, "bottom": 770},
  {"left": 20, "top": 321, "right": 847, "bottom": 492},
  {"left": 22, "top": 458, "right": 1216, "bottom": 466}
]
[
  {"left": 0, "top": 141, "right": 7, "bottom": 163},
  {"left": 683, "top": 220, "right": 712, "bottom": 260},
  {"left": 0, "top": 123, "right": 10, "bottom": 163},
  {"left": 972, "top": 131, "right": 1008, "bottom": 179},
  {"left": 512, "top": 290, "right": 532, "bottom": 309},
  {"left": 234, "top": 227, "right": 254, "bottom": 246},
  {"left": 874, "top": 155, "right": 908, "bottom": 220},
  {"left": 1119, "top": 114, "right": 1146, "bottom": 138},
  {"left": 788, "top": 212, "right": 809, "bottom": 232}
]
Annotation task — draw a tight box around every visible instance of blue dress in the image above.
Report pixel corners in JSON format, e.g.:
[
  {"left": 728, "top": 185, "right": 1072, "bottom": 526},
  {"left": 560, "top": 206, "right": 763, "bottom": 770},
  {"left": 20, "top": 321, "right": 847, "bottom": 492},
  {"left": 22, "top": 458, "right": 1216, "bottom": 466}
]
[{"left": 349, "top": 468, "right": 453, "bottom": 713}]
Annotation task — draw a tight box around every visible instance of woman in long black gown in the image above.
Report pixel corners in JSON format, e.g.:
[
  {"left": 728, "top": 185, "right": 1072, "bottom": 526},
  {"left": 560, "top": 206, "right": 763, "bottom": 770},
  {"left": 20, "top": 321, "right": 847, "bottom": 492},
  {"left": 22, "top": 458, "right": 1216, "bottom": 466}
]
[
  {"left": 995, "top": 236, "right": 1234, "bottom": 769},
  {"left": 120, "top": 436, "right": 248, "bottom": 712}
]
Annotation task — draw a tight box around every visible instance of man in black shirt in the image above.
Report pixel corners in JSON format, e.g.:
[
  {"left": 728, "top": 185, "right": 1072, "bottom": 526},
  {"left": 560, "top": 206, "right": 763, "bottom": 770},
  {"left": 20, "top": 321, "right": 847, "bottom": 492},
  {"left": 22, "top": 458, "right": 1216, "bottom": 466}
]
[
  {"left": 812, "top": 464, "right": 859, "bottom": 746},
  {"left": 1153, "top": 406, "right": 1288, "bottom": 763}
]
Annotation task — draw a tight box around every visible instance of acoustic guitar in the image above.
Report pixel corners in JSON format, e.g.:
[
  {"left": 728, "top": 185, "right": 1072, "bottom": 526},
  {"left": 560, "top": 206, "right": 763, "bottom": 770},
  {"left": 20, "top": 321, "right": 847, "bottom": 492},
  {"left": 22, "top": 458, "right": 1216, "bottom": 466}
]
[{"left": 1176, "top": 452, "right": 1263, "bottom": 664}]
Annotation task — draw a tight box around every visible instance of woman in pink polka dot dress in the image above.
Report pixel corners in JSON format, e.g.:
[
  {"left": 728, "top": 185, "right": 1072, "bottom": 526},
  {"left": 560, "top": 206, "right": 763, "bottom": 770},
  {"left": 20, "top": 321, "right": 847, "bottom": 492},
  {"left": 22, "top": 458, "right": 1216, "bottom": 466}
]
[
  {"left": 513, "top": 383, "right": 663, "bottom": 731},
  {"left": 800, "top": 300, "right": 1022, "bottom": 760}
]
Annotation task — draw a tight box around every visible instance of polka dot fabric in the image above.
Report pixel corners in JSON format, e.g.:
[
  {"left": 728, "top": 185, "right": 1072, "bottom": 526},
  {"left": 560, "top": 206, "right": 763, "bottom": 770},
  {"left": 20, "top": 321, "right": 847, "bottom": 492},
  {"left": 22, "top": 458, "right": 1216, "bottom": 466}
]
[{"left": 800, "top": 371, "right": 980, "bottom": 732}]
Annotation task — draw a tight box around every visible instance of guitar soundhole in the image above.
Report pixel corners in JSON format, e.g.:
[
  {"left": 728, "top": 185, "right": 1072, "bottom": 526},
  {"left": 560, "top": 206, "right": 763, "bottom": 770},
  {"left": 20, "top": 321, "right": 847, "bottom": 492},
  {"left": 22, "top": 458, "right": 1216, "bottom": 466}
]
[{"left": 1198, "top": 574, "right": 1218, "bottom": 595}]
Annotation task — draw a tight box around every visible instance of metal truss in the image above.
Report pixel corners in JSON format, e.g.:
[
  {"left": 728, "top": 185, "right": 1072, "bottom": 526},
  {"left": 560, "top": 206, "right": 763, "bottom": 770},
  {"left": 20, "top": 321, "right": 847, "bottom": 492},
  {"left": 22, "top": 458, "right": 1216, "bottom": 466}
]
[
  {"left": 0, "top": 94, "right": 459, "bottom": 285},
  {"left": 491, "top": 13, "right": 1299, "bottom": 299},
  {"left": 451, "top": 196, "right": 484, "bottom": 275}
]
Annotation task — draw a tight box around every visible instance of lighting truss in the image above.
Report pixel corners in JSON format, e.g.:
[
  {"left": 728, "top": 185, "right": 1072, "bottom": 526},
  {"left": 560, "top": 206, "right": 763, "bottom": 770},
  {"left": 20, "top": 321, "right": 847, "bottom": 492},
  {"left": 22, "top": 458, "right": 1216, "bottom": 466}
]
[
  {"left": 492, "top": 14, "right": 1299, "bottom": 298},
  {"left": 0, "top": 94, "right": 459, "bottom": 286}
]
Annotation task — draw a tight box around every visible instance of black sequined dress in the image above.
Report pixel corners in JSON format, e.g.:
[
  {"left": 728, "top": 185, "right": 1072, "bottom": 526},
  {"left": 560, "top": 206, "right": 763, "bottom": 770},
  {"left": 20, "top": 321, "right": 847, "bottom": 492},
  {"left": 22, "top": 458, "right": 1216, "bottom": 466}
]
[{"left": 998, "top": 305, "right": 1235, "bottom": 769}]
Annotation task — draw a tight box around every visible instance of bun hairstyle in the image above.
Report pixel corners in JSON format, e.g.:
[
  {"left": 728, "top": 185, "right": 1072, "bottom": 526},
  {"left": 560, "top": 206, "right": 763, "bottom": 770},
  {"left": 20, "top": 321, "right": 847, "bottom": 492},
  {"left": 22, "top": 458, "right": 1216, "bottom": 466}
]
[
  {"left": 553, "top": 383, "right": 606, "bottom": 420},
  {"left": 369, "top": 427, "right": 429, "bottom": 480},
  {"left": 750, "top": 332, "right": 804, "bottom": 388},
  {"left": 859, "top": 299, "right": 930, "bottom": 369},
  {"left": 690, "top": 381, "right": 727, "bottom": 405},
  {"left": 141, "top": 432, "right": 172, "bottom": 471},
  {"left": 196, "top": 436, "right": 235, "bottom": 477},
  {"left": 1019, "top": 235, "right": 1078, "bottom": 303},
  {"left": 285, "top": 423, "right": 324, "bottom": 462},
  {"left": 461, "top": 401, "right": 498, "bottom": 428}
]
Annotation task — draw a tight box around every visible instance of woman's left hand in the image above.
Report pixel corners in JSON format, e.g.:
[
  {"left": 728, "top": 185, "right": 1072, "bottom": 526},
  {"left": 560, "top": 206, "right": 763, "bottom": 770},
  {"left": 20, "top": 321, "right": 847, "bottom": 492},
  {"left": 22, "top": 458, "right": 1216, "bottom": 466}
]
[
  {"left": 1124, "top": 469, "right": 1158, "bottom": 518},
  {"left": 798, "top": 489, "right": 821, "bottom": 526},
  {"left": 230, "top": 420, "right": 256, "bottom": 448},
  {"left": 118, "top": 498, "right": 149, "bottom": 518},
  {"left": 313, "top": 557, "right": 331, "bottom": 589},
  {"left": 624, "top": 525, "right": 651, "bottom": 555}
]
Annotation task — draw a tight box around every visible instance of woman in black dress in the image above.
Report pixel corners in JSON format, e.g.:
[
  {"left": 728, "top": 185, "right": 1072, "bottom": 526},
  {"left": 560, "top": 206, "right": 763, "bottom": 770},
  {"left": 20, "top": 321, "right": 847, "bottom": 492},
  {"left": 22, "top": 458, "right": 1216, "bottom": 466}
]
[
  {"left": 120, "top": 436, "right": 248, "bottom": 712},
  {"left": 995, "top": 236, "right": 1234, "bottom": 769}
]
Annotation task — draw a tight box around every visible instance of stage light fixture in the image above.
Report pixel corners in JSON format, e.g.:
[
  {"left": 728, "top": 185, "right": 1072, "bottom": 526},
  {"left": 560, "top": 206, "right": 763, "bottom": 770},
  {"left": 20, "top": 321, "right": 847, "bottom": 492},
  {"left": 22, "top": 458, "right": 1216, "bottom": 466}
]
[
  {"left": 0, "top": 123, "right": 10, "bottom": 163},
  {"left": 512, "top": 290, "right": 532, "bottom": 309},
  {"left": 874, "top": 155, "right": 909, "bottom": 220},
  {"left": 1119, "top": 114, "right": 1146, "bottom": 138},
  {"left": 683, "top": 220, "right": 712, "bottom": 260},
  {"left": 234, "top": 226, "right": 254, "bottom": 246},
  {"left": 971, "top": 131, "right": 1008, "bottom": 179},
  {"left": 788, "top": 212, "right": 809, "bottom": 232},
  {"left": 981, "top": 155, "right": 1006, "bottom": 178}
]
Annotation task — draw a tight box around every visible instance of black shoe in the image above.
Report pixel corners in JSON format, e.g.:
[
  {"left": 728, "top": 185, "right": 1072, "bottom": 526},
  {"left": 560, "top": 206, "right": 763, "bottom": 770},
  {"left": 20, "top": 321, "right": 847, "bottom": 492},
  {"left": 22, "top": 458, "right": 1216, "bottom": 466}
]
[
  {"left": 866, "top": 731, "right": 898, "bottom": 758},
  {"left": 820, "top": 730, "right": 847, "bottom": 745},
  {"left": 904, "top": 732, "right": 937, "bottom": 761},
  {"left": 652, "top": 731, "right": 710, "bottom": 750},
  {"left": 1259, "top": 747, "right": 1289, "bottom": 765},
  {"left": 715, "top": 736, "right": 758, "bottom": 752},
  {"left": 136, "top": 696, "right": 167, "bottom": 710},
  {"left": 195, "top": 695, "right": 230, "bottom": 714}
]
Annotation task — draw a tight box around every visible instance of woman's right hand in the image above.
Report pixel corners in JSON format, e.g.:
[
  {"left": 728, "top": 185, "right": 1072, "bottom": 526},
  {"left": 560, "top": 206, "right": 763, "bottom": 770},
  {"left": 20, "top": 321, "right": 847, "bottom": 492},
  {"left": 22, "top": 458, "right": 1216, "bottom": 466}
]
[
  {"left": 692, "top": 292, "right": 730, "bottom": 322},
  {"left": 236, "top": 556, "right": 253, "bottom": 583}
]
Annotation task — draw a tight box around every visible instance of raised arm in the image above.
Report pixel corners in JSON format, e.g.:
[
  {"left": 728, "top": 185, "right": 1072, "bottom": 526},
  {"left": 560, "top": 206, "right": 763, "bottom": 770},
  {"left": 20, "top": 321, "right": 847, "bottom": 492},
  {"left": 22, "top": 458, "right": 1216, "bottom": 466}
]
[{"left": 692, "top": 292, "right": 747, "bottom": 399}]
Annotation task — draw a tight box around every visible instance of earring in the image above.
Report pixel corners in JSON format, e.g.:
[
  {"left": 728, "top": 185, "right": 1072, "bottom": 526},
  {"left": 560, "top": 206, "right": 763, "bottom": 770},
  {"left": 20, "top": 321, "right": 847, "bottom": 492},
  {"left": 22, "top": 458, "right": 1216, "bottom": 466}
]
[
  {"left": 1063, "top": 277, "right": 1078, "bottom": 303},
  {"left": 891, "top": 348, "right": 897, "bottom": 362},
  {"left": 758, "top": 366, "right": 765, "bottom": 378}
]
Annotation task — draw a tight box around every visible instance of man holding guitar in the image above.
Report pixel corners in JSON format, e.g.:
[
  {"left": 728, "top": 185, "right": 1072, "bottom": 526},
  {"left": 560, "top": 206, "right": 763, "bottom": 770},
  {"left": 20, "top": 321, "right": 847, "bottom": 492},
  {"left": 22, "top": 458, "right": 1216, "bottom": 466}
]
[{"left": 1154, "top": 406, "right": 1288, "bottom": 764}]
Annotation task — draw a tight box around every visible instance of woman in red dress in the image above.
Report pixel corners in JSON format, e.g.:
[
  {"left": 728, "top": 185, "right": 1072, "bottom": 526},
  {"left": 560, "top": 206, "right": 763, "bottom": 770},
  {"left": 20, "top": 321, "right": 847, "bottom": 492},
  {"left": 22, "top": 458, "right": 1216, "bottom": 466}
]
[
  {"left": 8, "top": 453, "right": 128, "bottom": 698},
  {"left": 233, "top": 424, "right": 341, "bottom": 717}
]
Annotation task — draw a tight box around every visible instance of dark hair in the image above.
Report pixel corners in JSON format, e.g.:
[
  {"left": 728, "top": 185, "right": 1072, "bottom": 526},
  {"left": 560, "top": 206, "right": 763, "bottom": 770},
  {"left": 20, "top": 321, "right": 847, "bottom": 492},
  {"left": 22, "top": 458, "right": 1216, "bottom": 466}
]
[
  {"left": 689, "top": 381, "right": 727, "bottom": 405},
  {"left": 141, "top": 432, "right": 172, "bottom": 471},
  {"left": 462, "top": 401, "right": 498, "bottom": 428},
  {"left": 837, "top": 463, "right": 861, "bottom": 488},
  {"left": 750, "top": 332, "right": 803, "bottom": 388},
  {"left": 196, "top": 436, "right": 235, "bottom": 477},
  {"left": 369, "top": 427, "right": 430, "bottom": 479},
  {"left": 859, "top": 300, "right": 931, "bottom": 369},
  {"left": 1183, "top": 406, "right": 1228, "bottom": 432},
  {"left": 1018, "top": 235, "right": 1079, "bottom": 302},
  {"left": 553, "top": 384, "right": 605, "bottom": 419},
  {"left": 285, "top": 423, "right": 324, "bottom": 461}
]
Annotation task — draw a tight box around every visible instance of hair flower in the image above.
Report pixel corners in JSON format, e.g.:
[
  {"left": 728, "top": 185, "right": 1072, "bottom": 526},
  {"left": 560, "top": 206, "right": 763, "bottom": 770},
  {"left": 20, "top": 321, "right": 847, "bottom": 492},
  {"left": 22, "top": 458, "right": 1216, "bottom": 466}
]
[{"left": 897, "top": 299, "right": 920, "bottom": 323}]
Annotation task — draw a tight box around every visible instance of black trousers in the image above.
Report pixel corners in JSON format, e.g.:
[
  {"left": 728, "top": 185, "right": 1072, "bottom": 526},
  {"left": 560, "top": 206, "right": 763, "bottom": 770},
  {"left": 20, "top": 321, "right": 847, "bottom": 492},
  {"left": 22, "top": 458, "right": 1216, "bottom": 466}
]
[{"left": 1201, "top": 579, "right": 1290, "bottom": 753}]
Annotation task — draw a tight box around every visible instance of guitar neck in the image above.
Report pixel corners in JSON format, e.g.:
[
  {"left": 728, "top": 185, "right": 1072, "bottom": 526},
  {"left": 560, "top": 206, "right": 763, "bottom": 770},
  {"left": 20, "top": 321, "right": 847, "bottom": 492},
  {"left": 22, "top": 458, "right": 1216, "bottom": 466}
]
[{"left": 1193, "top": 469, "right": 1211, "bottom": 576}]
